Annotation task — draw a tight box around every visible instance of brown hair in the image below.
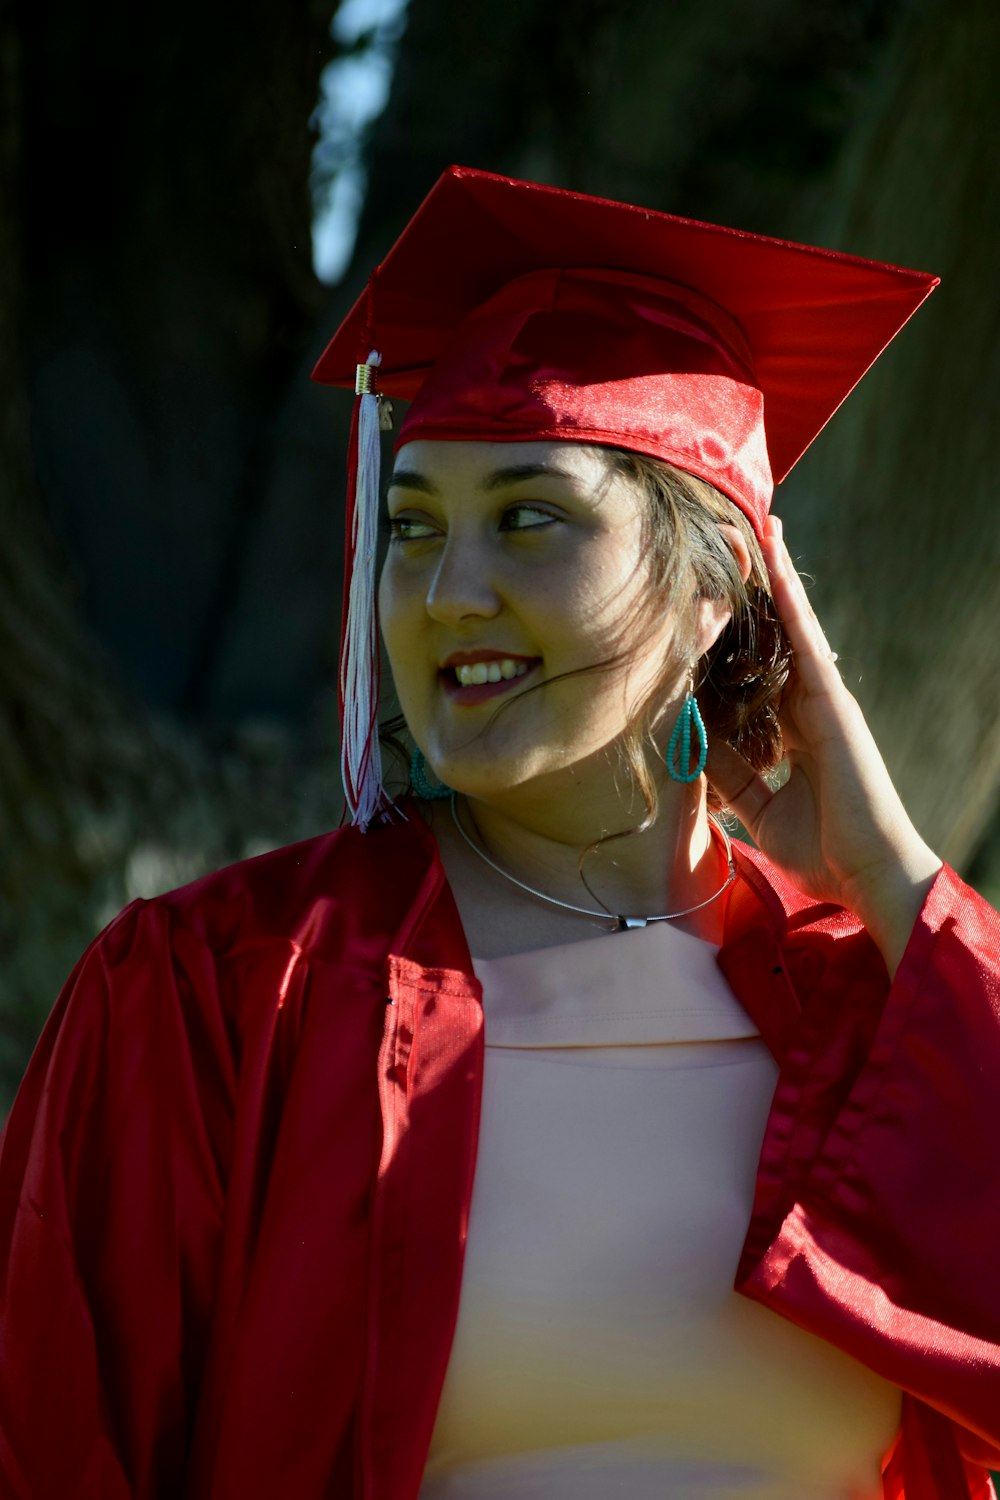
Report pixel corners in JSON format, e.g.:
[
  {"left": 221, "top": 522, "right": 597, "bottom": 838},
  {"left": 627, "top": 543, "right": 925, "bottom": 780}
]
[{"left": 607, "top": 450, "right": 791, "bottom": 817}]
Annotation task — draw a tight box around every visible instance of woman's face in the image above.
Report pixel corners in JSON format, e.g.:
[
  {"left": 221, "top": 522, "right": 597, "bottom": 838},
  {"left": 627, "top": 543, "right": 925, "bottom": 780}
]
[{"left": 379, "top": 439, "right": 691, "bottom": 798}]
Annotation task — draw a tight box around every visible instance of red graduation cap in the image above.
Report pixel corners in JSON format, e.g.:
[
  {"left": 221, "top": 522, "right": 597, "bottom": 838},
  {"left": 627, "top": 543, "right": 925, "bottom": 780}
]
[
  {"left": 312, "top": 166, "right": 939, "bottom": 825},
  {"left": 314, "top": 164, "right": 938, "bottom": 523}
]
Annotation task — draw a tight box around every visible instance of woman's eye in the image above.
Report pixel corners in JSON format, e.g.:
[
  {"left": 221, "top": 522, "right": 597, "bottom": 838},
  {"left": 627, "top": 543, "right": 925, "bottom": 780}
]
[
  {"left": 501, "top": 504, "right": 556, "bottom": 531},
  {"left": 387, "top": 504, "right": 556, "bottom": 541},
  {"left": 389, "top": 515, "right": 438, "bottom": 542}
]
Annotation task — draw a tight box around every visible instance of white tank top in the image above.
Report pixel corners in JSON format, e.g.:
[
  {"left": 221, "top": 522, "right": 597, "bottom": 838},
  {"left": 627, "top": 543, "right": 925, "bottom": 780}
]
[{"left": 419, "top": 920, "right": 900, "bottom": 1500}]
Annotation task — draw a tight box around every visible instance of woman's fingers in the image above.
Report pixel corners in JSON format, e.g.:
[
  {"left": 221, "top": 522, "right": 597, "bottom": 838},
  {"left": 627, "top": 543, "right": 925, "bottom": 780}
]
[
  {"left": 704, "top": 739, "right": 774, "bottom": 840},
  {"left": 762, "top": 516, "right": 842, "bottom": 682}
]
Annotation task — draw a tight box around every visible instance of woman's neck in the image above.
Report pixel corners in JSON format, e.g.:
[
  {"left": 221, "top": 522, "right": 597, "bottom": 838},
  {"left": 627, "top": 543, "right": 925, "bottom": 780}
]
[{"left": 449, "top": 769, "right": 728, "bottom": 945}]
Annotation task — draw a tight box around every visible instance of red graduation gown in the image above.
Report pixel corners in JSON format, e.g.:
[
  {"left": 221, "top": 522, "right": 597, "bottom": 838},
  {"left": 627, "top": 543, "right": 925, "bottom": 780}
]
[{"left": 1, "top": 810, "right": 998, "bottom": 1499}]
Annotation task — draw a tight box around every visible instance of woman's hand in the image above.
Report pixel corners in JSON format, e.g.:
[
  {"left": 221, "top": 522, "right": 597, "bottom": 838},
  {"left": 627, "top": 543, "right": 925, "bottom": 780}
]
[{"left": 705, "top": 515, "right": 941, "bottom": 976}]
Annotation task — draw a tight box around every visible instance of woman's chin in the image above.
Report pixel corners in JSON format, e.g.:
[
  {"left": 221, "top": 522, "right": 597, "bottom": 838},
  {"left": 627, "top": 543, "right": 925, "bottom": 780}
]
[
  {"left": 424, "top": 752, "right": 552, "bottom": 804},
  {"left": 433, "top": 756, "right": 620, "bottom": 814},
  {"left": 430, "top": 767, "right": 527, "bottom": 802}
]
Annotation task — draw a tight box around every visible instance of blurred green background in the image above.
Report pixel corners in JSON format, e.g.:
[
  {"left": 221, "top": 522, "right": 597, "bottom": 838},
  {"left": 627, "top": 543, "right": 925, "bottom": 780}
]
[{"left": 2, "top": 0, "right": 999, "bottom": 1121}]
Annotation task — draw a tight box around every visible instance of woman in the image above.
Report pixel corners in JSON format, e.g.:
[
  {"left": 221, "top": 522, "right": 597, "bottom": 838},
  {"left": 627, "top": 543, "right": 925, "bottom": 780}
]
[{"left": 1, "top": 167, "right": 998, "bottom": 1499}]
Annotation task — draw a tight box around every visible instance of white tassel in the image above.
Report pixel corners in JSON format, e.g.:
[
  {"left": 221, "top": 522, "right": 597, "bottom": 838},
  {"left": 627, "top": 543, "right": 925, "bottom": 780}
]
[{"left": 341, "top": 350, "right": 385, "bottom": 828}]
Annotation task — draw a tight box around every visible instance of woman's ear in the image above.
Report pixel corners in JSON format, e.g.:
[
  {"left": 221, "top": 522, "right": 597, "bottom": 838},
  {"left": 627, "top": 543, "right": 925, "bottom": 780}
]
[
  {"left": 694, "top": 523, "right": 753, "bottom": 656},
  {"left": 695, "top": 596, "right": 732, "bottom": 656},
  {"left": 718, "top": 523, "right": 752, "bottom": 583}
]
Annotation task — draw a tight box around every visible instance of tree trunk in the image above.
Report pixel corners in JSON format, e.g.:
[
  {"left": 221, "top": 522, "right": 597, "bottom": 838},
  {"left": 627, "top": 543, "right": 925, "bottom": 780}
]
[
  {"left": 781, "top": 0, "right": 1000, "bottom": 868},
  {"left": 1, "top": 0, "right": 347, "bottom": 1106}
]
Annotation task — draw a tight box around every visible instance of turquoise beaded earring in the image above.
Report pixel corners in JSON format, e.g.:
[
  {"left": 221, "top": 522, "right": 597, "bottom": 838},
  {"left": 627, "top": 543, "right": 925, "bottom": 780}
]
[
  {"left": 666, "top": 682, "right": 708, "bottom": 783},
  {"left": 410, "top": 748, "right": 454, "bottom": 801}
]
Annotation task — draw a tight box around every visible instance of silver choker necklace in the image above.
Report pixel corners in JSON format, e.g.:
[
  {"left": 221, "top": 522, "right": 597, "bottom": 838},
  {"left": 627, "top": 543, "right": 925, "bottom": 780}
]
[{"left": 449, "top": 797, "right": 737, "bottom": 932}]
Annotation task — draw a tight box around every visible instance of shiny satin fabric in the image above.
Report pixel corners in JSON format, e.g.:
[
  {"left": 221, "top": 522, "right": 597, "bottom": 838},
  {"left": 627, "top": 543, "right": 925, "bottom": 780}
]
[
  {"left": 311, "top": 165, "right": 940, "bottom": 534},
  {"left": 395, "top": 268, "right": 774, "bottom": 533},
  {"left": 0, "top": 811, "right": 997, "bottom": 1498}
]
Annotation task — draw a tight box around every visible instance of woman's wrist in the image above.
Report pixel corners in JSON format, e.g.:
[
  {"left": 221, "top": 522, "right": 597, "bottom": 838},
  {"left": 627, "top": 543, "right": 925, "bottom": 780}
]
[{"left": 842, "top": 841, "right": 942, "bottom": 978}]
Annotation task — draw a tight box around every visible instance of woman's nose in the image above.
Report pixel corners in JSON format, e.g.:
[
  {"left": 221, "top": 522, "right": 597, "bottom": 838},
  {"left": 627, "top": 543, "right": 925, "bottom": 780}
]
[{"left": 425, "top": 535, "right": 502, "bottom": 624}]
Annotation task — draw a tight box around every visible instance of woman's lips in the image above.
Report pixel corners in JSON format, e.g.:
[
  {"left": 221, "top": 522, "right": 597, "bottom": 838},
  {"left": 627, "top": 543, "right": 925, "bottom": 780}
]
[{"left": 439, "top": 654, "right": 541, "bottom": 705}]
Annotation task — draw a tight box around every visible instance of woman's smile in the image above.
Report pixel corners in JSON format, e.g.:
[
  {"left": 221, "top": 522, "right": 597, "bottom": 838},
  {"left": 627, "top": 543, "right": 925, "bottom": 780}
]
[{"left": 440, "top": 651, "right": 541, "bottom": 705}]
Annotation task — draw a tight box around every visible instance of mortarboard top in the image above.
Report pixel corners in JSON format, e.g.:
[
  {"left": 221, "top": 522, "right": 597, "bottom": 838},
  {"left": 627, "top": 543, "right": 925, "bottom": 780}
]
[{"left": 312, "top": 165, "right": 938, "bottom": 534}]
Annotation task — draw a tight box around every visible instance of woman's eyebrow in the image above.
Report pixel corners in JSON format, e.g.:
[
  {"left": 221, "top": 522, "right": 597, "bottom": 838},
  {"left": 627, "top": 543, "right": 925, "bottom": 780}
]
[
  {"left": 482, "top": 462, "right": 578, "bottom": 491},
  {"left": 387, "top": 469, "right": 436, "bottom": 493},
  {"left": 386, "top": 461, "right": 580, "bottom": 494}
]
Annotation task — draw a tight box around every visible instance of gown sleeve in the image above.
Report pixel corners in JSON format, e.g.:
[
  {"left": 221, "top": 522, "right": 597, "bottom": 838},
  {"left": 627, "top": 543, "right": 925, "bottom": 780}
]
[
  {"left": 733, "top": 864, "right": 1000, "bottom": 1475},
  {"left": 0, "top": 897, "right": 234, "bottom": 1499}
]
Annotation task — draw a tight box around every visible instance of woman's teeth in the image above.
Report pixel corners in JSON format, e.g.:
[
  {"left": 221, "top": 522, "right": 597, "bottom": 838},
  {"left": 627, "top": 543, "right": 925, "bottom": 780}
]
[{"left": 454, "top": 658, "right": 530, "bottom": 687}]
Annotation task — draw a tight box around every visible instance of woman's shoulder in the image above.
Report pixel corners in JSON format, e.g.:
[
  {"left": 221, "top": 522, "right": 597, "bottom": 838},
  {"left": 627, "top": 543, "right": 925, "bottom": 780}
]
[
  {"left": 128, "top": 807, "right": 438, "bottom": 958},
  {"left": 21, "top": 811, "right": 440, "bottom": 1080},
  {"left": 7, "top": 813, "right": 441, "bottom": 1142},
  {"left": 728, "top": 837, "right": 868, "bottom": 945},
  {"left": 732, "top": 835, "right": 994, "bottom": 950},
  {"left": 727, "top": 836, "right": 999, "bottom": 1048}
]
